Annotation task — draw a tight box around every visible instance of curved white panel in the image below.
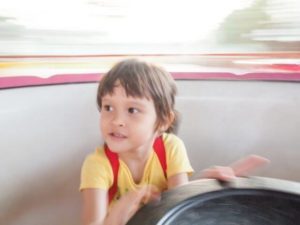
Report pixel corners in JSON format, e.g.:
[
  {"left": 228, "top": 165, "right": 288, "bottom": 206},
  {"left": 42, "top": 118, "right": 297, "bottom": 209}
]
[{"left": 0, "top": 80, "right": 299, "bottom": 225}]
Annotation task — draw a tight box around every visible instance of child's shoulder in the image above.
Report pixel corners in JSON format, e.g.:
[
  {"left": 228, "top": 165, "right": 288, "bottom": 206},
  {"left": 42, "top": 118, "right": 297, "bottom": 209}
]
[
  {"left": 83, "top": 146, "right": 109, "bottom": 165},
  {"left": 162, "top": 132, "right": 185, "bottom": 147},
  {"left": 161, "top": 133, "right": 188, "bottom": 161}
]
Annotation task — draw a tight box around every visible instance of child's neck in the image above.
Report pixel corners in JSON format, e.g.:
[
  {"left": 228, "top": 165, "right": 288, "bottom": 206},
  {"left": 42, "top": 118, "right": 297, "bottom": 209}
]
[
  {"left": 119, "top": 143, "right": 153, "bottom": 184},
  {"left": 119, "top": 145, "right": 152, "bottom": 166}
]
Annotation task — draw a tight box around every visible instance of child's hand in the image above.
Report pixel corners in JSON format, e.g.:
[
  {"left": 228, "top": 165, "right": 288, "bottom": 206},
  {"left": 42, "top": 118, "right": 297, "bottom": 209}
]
[
  {"left": 106, "top": 185, "right": 160, "bottom": 225},
  {"left": 201, "top": 166, "right": 236, "bottom": 181},
  {"left": 200, "top": 154, "right": 270, "bottom": 181}
]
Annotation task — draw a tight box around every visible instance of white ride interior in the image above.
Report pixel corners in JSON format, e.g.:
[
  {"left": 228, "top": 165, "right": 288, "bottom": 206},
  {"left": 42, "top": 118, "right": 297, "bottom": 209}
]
[{"left": 0, "top": 79, "right": 299, "bottom": 225}]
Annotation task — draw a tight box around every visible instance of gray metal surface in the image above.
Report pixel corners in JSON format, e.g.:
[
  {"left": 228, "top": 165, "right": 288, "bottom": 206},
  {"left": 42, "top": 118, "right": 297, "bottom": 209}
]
[{"left": 127, "top": 177, "right": 300, "bottom": 225}]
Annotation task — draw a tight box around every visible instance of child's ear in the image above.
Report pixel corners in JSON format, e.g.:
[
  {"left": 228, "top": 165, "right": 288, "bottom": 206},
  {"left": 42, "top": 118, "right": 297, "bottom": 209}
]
[
  {"left": 168, "top": 111, "right": 175, "bottom": 127},
  {"left": 159, "top": 112, "right": 175, "bottom": 133}
]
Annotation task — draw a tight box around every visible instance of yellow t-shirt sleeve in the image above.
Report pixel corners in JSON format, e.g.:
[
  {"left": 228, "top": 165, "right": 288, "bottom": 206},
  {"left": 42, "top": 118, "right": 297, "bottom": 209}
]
[
  {"left": 163, "top": 133, "right": 194, "bottom": 178},
  {"left": 79, "top": 148, "right": 113, "bottom": 191}
]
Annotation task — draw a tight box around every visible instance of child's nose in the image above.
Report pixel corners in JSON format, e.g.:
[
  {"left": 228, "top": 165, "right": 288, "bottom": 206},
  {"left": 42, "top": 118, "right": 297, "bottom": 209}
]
[{"left": 112, "top": 112, "right": 125, "bottom": 127}]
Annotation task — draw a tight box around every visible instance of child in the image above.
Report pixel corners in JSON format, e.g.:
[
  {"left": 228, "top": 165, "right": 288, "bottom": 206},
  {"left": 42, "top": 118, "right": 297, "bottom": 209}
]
[{"left": 80, "top": 59, "right": 269, "bottom": 225}]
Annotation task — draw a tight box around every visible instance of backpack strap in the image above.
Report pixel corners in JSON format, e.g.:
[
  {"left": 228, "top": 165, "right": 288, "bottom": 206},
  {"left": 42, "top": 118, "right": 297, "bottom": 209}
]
[
  {"left": 105, "top": 135, "right": 167, "bottom": 203},
  {"left": 153, "top": 135, "right": 167, "bottom": 179},
  {"left": 104, "top": 144, "right": 119, "bottom": 203}
]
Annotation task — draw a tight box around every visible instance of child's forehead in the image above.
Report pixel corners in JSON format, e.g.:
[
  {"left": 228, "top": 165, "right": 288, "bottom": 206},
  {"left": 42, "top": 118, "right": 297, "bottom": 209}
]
[
  {"left": 102, "top": 81, "right": 151, "bottom": 100},
  {"left": 102, "top": 85, "right": 152, "bottom": 102}
]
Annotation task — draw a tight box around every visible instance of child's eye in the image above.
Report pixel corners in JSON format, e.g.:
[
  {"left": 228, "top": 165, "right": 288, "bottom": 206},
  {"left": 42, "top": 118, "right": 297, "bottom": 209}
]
[
  {"left": 128, "top": 107, "right": 139, "bottom": 114},
  {"left": 103, "top": 105, "right": 113, "bottom": 112}
]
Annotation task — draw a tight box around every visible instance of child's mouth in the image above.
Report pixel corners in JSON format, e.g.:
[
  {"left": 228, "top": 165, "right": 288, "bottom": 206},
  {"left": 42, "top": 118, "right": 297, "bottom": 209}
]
[{"left": 110, "top": 132, "right": 126, "bottom": 139}]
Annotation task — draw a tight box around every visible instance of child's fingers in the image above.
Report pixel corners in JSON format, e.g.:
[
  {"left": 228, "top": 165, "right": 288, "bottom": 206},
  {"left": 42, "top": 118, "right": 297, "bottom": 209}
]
[
  {"left": 201, "top": 166, "right": 236, "bottom": 181},
  {"left": 118, "top": 188, "right": 147, "bottom": 220},
  {"left": 230, "top": 154, "right": 270, "bottom": 177},
  {"left": 140, "top": 185, "right": 161, "bottom": 205},
  {"left": 108, "top": 186, "right": 161, "bottom": 225},
  {"left": 126, "top": 186, "right": 161, "bottom": 219},
  {"left": 125, "top": 186, "right": 160, "bottom": 208}
]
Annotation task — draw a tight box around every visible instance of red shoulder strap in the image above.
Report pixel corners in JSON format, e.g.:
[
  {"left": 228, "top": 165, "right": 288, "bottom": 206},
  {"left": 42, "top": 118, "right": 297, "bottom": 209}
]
[
  {"left": 104, "top": 145, "right": 119, "bottom": 203},
  {"left": 153, "top": 135, "right": 167, "bottom": 179}
]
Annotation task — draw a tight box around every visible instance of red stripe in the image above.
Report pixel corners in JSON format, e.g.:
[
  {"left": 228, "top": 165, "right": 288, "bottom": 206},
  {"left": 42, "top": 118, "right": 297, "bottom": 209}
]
[
  {"left": 104, "top": 145, "right": 119, "bottom": 203},
  {"left": 153, "top": 136, "right": 167, "bottom": 179},
  {"left": 1, "top": 72, "right": 300, "bottom": 89}
]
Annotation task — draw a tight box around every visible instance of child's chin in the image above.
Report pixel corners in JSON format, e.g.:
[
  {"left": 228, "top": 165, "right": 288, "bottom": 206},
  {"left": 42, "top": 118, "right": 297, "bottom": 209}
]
[{"left": 106, "top": 143, "right": 128, "bottom": 153}]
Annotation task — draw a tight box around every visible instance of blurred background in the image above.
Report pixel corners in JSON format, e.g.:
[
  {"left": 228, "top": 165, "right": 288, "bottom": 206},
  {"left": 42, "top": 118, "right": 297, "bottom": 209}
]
[
  {"left": 1, "top": 1, "right": 300, "bottom": 225},
  {"left": 1, "top": 0, "right": 299, "bottom": 76}
]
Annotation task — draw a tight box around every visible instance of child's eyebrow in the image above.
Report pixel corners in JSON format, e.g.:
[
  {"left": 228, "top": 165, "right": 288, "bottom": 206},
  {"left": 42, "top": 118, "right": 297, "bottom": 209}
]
[
  {"left": 126, "top": 98, "right": 152, "bottom": 107},
  {"left": 101, "top": 94, "right": 118, "bottom": 100},
  {"left": 126, "top": 100, "right": 148, "bottom": 107},
  {"left": 101, "top": 97, "right": 111, "bottom": 102},
  {"left": 101, "top": 96, "right": 150, "bottom": 106}
]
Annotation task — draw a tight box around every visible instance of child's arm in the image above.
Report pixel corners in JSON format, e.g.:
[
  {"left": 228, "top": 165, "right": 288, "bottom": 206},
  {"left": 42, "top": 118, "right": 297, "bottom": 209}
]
[
  {"left": 167, "top": 173, "right": 189, "bottom": 189},
  {"left": 200, "top": 154, "right": 270, "bottom": 181},
  {"left": 82, "top": 188, "right": 108, "bottom": 225},
  {"left": 82, "top": 186, "right": 160, "bottom": 225},
  {"left": 104, "top": 186, "right": 160, "bottom": 225}
]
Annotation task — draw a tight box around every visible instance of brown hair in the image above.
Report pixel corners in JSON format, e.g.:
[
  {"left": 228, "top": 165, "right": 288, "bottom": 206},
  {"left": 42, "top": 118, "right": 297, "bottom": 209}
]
[{"left": 97, "top": 58, "right": 178, "bottom": 133}]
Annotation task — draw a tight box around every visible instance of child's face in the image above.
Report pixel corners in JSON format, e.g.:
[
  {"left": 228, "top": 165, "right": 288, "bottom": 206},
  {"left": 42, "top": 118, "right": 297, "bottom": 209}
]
[{"left": 100, "top": 84, "right": 158, "bottom": 154}]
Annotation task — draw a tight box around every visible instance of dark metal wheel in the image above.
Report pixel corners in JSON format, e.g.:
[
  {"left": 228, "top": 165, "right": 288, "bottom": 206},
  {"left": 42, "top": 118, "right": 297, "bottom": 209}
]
[{"left": 127, "top": 177, "right": 300, "bottom": 225}]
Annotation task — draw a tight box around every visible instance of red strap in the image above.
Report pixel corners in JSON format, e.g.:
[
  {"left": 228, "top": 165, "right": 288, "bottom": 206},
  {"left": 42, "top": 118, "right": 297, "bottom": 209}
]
[
  {"left": 153, "top": 136, "right": 167, "bottom": 179},
  {"left": 105, "top": 135, "right": 167, "bottom": 203},
  {"left": 104, "top": 144, "right": 119, "bottom": 203}
]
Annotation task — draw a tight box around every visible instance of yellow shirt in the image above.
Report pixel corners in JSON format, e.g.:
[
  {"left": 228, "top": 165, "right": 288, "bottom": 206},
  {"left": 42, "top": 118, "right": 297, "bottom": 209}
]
[{"left": 80, "top": 133, "right": 194, "bottom": 203}]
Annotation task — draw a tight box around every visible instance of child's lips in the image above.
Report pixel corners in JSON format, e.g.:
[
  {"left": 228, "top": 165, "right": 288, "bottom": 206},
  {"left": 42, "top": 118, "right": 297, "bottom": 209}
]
[{"left": 110, "top": 132, "right": 127, "bottom": 139}]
